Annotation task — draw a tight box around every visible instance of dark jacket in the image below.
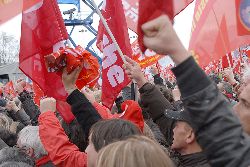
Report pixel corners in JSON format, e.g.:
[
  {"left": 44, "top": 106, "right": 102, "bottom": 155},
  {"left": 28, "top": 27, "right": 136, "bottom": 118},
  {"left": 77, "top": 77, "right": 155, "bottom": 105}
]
[
  {"left": 19, "top": 90, "right": 40, "bottom": 125},
  {"left": 172, "top": 57, "right": 250, "bottom": 167},
  {"left": 176, "top": 152, "right": 210, "bottom": 167},
  {"left": 153, "top": 74, "right": 164, "bottom": 86},
  {"left": 7, "top": 108, "right": 31, "bottom": 126},
  {"left": 66, "top": 89, "right": 101, "bottom": 139},
  {"left": 139, "top": 82, "right": 175, "bottom": 146}
]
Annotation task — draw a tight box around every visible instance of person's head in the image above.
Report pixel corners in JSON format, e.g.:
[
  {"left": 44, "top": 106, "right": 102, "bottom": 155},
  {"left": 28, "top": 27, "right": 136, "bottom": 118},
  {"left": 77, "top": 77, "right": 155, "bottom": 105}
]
[
  {"left": 0, "top": 147, "right": 35, "bottom": 167},
  {"left": 17, "top": 126, "right": 47, "bottom": 160},
  {"left": 61, "top": 118, "right": 87, "bottom": 151},
  {"left": 96, "top": 135, "right": 174, "bottom": 167},
  {"left": 85, "top": 119, "right": 141, "bottom": 167},
  {"left": 165, "top": 110, "right": 202, "bottom": 155},
  {"left": 233, "top": 83, "right": 250, "bottom": 134}
]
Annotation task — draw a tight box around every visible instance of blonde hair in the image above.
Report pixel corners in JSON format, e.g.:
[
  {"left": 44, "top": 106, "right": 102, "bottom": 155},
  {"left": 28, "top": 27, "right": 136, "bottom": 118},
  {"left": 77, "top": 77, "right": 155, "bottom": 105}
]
[{"left": 96, "top": 135, "right": 174, "bottom": 167}]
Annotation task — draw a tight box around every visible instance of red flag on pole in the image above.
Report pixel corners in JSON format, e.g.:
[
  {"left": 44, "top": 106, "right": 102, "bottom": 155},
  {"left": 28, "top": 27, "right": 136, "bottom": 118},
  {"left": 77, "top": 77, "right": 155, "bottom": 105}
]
[
  {"left": 19, "top": 0, "right": 74, "bottom": 123},
  {"left": 138, "top": 0, "right": 194, "bottom": 52},
  {"left": 222, "top": 53, "right": 233, "bottom": 69},
  {"left": 97, "top": 0, "right": 132, "bottom": 109},
  {"left": 189, "top": 0, "right": 250, "bottom": 68},
  {"left": 131, "top": 40, "right": 164, "bottom": 68}
]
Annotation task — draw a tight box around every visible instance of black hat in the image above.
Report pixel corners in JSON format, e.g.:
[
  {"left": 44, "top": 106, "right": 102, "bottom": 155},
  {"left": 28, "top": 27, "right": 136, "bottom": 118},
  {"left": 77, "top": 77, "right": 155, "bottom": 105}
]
[
  {"left": 164, "top": 109, "right": 192, "bottom": 125},
  {"left": 0, "top": 99, "right": 7, "bottom": 107}
]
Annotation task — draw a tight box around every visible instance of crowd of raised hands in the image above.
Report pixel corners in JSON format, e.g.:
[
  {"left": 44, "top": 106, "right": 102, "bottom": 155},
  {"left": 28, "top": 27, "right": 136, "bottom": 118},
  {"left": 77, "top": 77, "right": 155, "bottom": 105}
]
[{"left": 0, "top": 14, "right": 248, "bottom": 167}]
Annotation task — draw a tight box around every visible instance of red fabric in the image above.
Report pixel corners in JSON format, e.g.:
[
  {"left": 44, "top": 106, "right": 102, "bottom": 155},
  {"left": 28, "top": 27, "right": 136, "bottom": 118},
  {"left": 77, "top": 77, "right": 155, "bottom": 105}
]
[
  {"left": 45, "top": 46, "right": 100, "bottom": 88},
  {"left": 120, "top": 100, "right": 144, "bottom": 132},
  {"left": 189, "top": 0, "right": 250, "bottom": 68},
  {"left": 3, "top": 81, "right": 17, "bottom": 99},
  {"left": 236, "top": 0, "right": 250, "bottom": 35},
  {"left": 19, "top": 0, "right": 74, "bottom": 123},
  {"left": 131, "top": 40, "right": 164, "bottom": 68},
  {"left": 122, "top": 0, "right": 139, "bottom": 33},
  {"left": 138, "top": 0, "right": 194, "bottom": 52},
  {"left": 93, "top": 102, "right": 119, "bottom": 119},
  {"left": 247, "top": 50, "right": 250, "bottom": 58},
  {"left": 97, "top": 0, "right": 132, "bottom": 109},
  {"left": 35, "top": 155, "right": 50, "bottom": 167},
  {"left": 0, "top": 0, "right": 42, "bottom": 25},
  {"left": 93, "top": 100, "right": 144, "bottom": 132},
  {"left": 222, "top": 53, "right": 233, "bottom": 69},
  {"left": 39, "top": 111, "right": 87, "bottom": 167},
  {"left": 33, "top": 83, "right": 44, "bottom": 106}
]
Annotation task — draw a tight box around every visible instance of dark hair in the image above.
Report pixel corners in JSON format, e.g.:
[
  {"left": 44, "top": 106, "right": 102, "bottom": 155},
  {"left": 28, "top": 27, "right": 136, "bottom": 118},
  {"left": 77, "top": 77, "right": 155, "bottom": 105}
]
[
  {"left": 90, "top": 119, "right": 141, "bottom": 151},
  {"left": 0, "top": 128, "right": 17, "bottom": 147},
  {"left": 0, "top": 147, "right": 35, "bottom": 166},
  {"left": 61, "top": 119, "right": 87, "bottom": 151}
]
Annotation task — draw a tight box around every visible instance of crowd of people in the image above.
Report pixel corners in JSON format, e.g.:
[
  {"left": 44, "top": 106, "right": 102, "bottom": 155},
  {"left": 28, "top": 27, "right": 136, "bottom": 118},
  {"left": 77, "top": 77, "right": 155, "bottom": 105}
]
[{"left": 0, "top": 14, "right": 249, "bottom": 167}]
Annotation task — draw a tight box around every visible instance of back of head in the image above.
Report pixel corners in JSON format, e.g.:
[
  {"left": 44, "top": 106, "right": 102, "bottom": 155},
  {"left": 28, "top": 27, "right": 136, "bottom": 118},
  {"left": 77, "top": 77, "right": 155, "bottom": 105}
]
[
  {"left": 90, "top": 119, "right": 141, "bottom": 151},
  {"left": 17, "top": 126, "right": 47, "bottom": 159},
  {"left": 0, "top": 147, "right": 34, "bottom": 167},
  {"left": 96, "top": 135, "right": 174, "bottom": 167}
]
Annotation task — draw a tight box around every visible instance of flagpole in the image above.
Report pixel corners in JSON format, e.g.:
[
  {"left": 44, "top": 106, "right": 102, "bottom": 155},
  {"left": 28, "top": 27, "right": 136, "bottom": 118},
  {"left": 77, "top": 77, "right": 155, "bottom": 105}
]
[
  {"left": 90, "top": 0, "right": 126, "bottom": 63},
  {"left": 91, "top": 0, "right": 138, "bottom": 102}
]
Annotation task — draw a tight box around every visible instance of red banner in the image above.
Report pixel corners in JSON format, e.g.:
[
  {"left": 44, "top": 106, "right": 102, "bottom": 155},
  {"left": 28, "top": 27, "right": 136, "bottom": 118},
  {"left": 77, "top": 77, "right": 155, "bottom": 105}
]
[
  {"left": 131, "top": 40, "right": 164, "bottom": 68},
  {"left": 0, "top": 0, "right": 42, "bottom": 25},
  {"left": 189, "top": 0, "right": 250, "bottom": 67},
  {"left": 138, "top": 0, "right": 194, "bottom": 52},
  {"left": 122, "top": 0, "right": 139, "bottom": 32},
  {"left": 97, "top": 0, "right": 132, "bottom": 109},
  {"left": 19, "top": 0, "right": 75, "bottom": 123}
]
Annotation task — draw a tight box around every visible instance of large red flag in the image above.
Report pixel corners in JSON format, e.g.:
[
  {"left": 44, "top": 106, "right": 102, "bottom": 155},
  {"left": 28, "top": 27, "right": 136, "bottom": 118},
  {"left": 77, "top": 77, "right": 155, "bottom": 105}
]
[
  {"left": 19, "top": 0, "right": 75, "bottom": 123},
  {"left": 138, "top": 0, "right": 194, "bottom": 52},
  {"left": 97, "top": 0, "right": 132, "bottom": 109},
  {"left": 189, "top": 0, "right": 250, "bottom": 68},
  {"left": 0, "top": 0, "right": 42, "bottom": 25}
]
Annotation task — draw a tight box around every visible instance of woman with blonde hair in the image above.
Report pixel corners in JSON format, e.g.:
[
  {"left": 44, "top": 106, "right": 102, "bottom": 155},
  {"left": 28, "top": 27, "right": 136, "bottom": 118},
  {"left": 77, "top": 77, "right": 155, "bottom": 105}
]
[{"left": 96, "top": 135, "right": 174, "bottom": 167}]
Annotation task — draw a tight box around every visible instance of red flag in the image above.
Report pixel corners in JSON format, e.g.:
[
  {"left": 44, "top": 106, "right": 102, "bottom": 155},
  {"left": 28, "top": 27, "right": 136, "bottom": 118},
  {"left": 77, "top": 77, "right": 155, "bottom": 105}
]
[
  {"left": 0, "top": 0, "right": 42, "bottom": 25},
  {"left": 3, "top": 81, "right": 17, "bottom": 99},
  {"left": 19, "top": 0, "right": 74, "bottom": 123},
  {"left": 222, "top": 53, "right": 233, "bottom": 69},
  {"left": 138, "top": 0, "right": 194, "bottom": 52},
  {"left": 131, "top": 40, "right": 164, "bottom": 68},
  {"left": 97, "top": 0, "right": 132, "bottom": 109},
  {"left": 189, "top": 0, "right": 250, "bottom": 68},
  {"left": 122, "top": 0, "right": 139, "bottom": 32},
  {"left": 33, "top": 83, "right": 44, "bottom": 106},
  {"left": 236, "top": 0, "right": 250, "bottom": 35}
]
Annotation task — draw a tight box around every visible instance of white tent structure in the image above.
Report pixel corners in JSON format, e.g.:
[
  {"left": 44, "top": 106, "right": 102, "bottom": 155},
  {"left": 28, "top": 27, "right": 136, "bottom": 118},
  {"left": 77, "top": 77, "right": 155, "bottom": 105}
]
[{"left": 0, "top": 62, "right": 26, "bottom": 84}]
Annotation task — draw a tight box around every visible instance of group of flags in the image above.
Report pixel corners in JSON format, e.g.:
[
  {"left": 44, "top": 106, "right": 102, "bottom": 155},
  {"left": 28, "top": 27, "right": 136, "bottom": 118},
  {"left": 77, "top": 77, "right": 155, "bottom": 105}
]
[{"left": 7, "top": 0, "right": 250, "bottom": 121}]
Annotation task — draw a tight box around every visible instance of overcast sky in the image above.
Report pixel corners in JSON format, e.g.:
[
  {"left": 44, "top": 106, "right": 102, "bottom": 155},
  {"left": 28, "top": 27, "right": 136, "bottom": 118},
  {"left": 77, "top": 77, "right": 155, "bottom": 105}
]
[{"left": 0, "top": 1, "right": 195, "bottom": 49}]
